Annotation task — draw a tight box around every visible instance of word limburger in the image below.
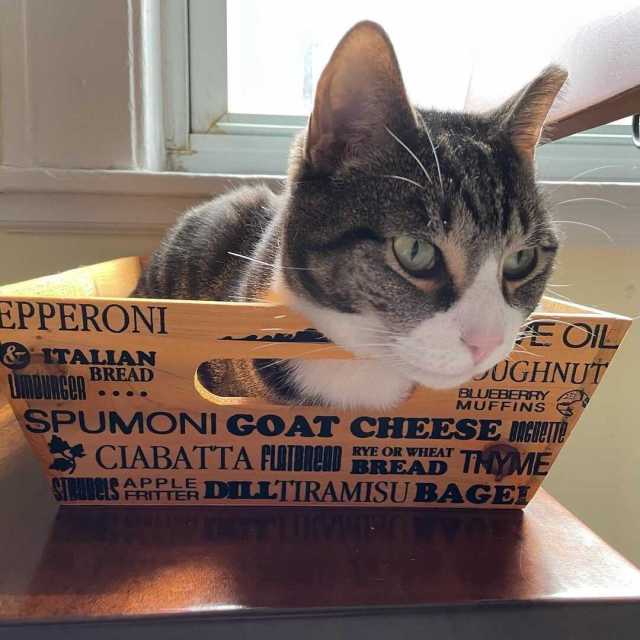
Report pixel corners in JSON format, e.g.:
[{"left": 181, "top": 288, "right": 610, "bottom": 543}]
[{"left": 8, "top": 373, "right": 86, "bottom": 401}]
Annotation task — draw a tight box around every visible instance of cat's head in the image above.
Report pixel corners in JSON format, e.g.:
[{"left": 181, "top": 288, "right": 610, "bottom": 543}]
[{"left": 277, "top": 21, "right": 566, "bottom": 392}]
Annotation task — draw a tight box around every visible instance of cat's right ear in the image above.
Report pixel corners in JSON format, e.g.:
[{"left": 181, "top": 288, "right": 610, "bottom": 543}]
[
  {"left": 304, "top": 21, "right": 417, "bottom": 175},
  {"left": 494, "top": 65, "right": 568, "bottom": 161}
]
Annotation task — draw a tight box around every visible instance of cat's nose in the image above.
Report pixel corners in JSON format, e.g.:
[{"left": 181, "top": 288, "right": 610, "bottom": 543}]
[{"left": 462, "top": 334, "right": 503, "bottom": 365}]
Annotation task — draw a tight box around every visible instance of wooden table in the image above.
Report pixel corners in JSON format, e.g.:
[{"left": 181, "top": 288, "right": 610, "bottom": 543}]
[{"left": 1, "top": 402, "right": 639, "bottom": 639}]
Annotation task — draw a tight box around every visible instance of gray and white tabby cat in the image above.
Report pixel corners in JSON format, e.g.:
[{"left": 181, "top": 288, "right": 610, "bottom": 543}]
[{"left": 133, "top": 21, "right": 567, "bottom": 409}]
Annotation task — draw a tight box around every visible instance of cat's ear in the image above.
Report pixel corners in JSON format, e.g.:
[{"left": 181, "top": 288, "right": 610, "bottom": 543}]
[
  {"left": 305, "top": 21, "right": 417, "bottom": 174},
  {"left": 495, "top": 65, "right": 568, "bottom": 161}
]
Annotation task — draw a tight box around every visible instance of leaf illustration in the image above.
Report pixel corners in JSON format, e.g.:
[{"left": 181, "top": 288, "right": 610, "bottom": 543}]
[
  {"left": 50, "top": 457, "right": 73, "bottom": 472},
  {"left": 48, "top": 435, "right": 70, "bottom": 455},
  {"left": 69, "top": 444, "right": 86, "bottom": 458}
]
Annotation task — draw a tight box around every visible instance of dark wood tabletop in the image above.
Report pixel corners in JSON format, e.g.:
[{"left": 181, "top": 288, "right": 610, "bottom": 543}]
[{"left": 1, "top": 401, "right": 639, "bottom": 640}]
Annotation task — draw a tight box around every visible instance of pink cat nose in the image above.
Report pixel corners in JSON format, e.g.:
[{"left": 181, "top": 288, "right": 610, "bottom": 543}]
[{"left": 462, "top": 335, "right": 503, "bottom": 365}]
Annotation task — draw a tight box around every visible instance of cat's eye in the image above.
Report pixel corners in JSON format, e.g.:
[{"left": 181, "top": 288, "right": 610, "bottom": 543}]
[
  {"left": 503, "top": 248, "right": 537, "bottom": 281},
  {"left": 392, "top": 236, "right": 439, "bottom": 277}
]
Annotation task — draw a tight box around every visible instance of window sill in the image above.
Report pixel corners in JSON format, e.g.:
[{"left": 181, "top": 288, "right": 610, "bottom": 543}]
[
  {"left": 169, "top": 121, "right": 640, "bottom": 181},
  {"left": 1, "top": 166, "right": 639, "bottom": 247},
  {"left": 0, "top": 167, "right": 281, "bottom": 234},
  {"left": 0, "top": 166, "right": 282, "bottom": 197}
]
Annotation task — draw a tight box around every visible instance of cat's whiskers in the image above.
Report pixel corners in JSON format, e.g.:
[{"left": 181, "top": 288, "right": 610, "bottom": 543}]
[
  {"left": 255, "top": 346, "right": 344, "bottom": 371},
  {"left": 544, "top": 287, "right": 577, "bottom": 303},
  {"left": 423, "top": 126, "right": 444, "bottom": 195},
  {"left": 352, "top": 353, "right": 404, "bottom": 368},
  {"left": 546, "top": 164, "right": 640, "bottom": 194},
  {"left": 514, "top": 331, "right": 537, "bottom": 341},
  {"left": 355, "top": 335, "right": 401, "bottom": 349},
  {"left": 385, "top": 126, "right": 432, "bottom": 187},
  {"left": 348, "top": 342, "right": 397, "bottom": 349},
  {"left": 378, "top": 174, "right": 426, "bottom": 190},
  {"left": 551, "top": 197, "right": 626, "bottom": 246},
  {"left": 552, "top": 220, "right": 614, "bottom": 244},
  {"left": 516, "top": 327, "right": 537, "bottom": 335},
  {"left": 510, "top": 346, "right": 542, "bottom": 359},
  {"left": 554, "top": 197, "right": 626, "bottom": 210},
  {"left": 227, "top": 294, "right": 272, "bottom": 304},
  {"left": 249, "top": 342, "right": 293, "bottom": 353},
  {"left": 521, "top": 318, "right": 591, "bottom": 336},
  {"left": 251, "top": 340, "right": 395, "bottom": 356},
  {"left": 357, "top": 326, "right": 400, "bottom": 337},
  {"left": 227, "top": 251, "right": 315, "bottom": 271}
]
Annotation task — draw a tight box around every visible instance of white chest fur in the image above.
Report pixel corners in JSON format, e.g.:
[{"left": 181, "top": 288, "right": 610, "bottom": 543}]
[
  {"left": 289, "top": 358, "right": 413, "bottom": 410},
  {"left": 274, "top": 273, "right": 413, "bottom": 409}
]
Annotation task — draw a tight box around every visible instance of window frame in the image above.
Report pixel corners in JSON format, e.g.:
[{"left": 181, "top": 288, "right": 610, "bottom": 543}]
[{"left": 163, "top": 0, "right": 640, "bottom": 181}]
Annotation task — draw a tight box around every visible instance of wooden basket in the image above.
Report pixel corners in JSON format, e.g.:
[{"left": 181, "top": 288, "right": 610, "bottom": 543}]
[{"left": 0, "top": 257, "right": 631, "bottom": 508}]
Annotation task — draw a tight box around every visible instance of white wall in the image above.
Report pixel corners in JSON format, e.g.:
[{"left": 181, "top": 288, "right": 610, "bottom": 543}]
[
  {"left": 1, "top": 1, "right": 135, "bottom": 169},
  {"left": 545, "top": 247, "right": 640, "bottom": 566}
]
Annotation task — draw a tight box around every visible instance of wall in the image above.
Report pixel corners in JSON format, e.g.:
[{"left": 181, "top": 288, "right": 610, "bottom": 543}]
[
  {"left": 0, "top": 232, "right": 162, "bottom": 284},
  {"left": 0, "top": 231, "right": 638, "bottom": 566},
  {"left": 544, "top": 245, "right": 640, "bottom": 567}
]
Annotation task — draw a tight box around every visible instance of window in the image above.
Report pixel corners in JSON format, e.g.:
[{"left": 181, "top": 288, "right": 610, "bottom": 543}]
[
  {"left": 164, "top": 0, "right": 639, "bottom": 179},
  {"left": 2, "top": 0, "right": 637, "bottom": 238}
]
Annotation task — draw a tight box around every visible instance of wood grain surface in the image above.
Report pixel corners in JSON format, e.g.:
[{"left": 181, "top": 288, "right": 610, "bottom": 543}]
[{"left": 0, "top": 258, "right": 632, "bottom": 509}]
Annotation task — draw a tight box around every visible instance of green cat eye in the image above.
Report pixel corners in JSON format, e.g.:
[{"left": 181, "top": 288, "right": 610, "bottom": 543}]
[
  {"left": 392, "top": 235, "right": 438, "bottom": 276},
  {"left": 503, "top": 248, "right": 537, "bottom": 281}
]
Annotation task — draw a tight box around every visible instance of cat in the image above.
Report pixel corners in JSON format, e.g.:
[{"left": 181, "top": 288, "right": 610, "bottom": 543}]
[{"left": 132, "top": 20, "right": 567, "bottom": 410}]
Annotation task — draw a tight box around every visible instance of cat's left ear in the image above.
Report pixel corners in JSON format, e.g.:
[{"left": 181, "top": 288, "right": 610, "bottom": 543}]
[
  {"left": 305, "top": 21, "right": 417, "bottom": 174},
  {"left": 495, "top": 65, "right": 568, "bottom": 161}
]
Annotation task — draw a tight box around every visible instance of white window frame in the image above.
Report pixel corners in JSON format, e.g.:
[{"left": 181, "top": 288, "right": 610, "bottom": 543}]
[
  {"left": 163, "top": 0, "right": 302, "bottom": 174},
  {"left": 163, "top": 0, "right": 640, "bottom": 181}
]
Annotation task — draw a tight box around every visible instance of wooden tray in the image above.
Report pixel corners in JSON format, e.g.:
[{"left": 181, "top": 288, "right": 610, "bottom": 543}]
[{"left": 0, "top": 257, "right": 631, "bottom": 508}]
